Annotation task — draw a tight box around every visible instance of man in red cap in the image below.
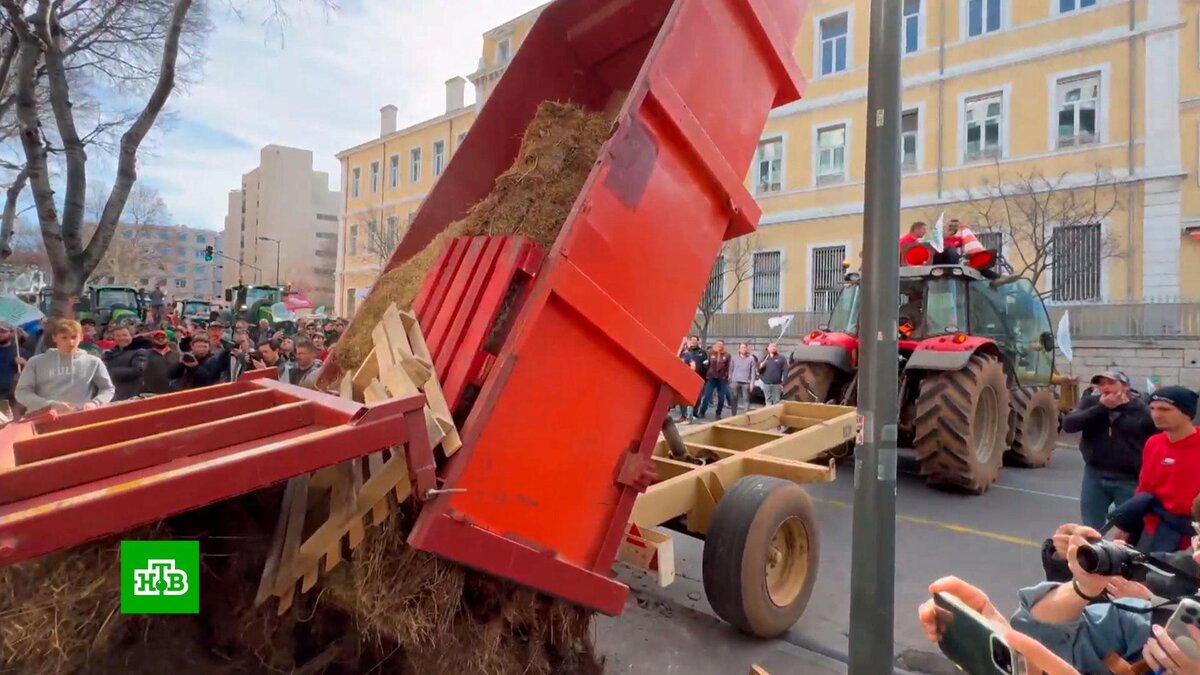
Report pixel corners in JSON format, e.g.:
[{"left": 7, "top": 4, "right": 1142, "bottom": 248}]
[{"left": 142, "top": 328, "right": 180, "bottom": 394}]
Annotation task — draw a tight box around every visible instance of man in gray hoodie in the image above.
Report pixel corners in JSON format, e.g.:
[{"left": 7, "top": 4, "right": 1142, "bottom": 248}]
[
  {"left": 729, "top": 342, "right": 759, "bottom": 416},
  {"left": 15, "top": 318, "right": 115, "bottom": 414}
]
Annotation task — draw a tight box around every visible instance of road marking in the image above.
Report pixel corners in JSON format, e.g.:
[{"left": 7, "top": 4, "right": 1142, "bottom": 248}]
[
  {"left": 991, "top": 483, "right": 1079, "bottom": 501},
  {"left": 812, "top": 497, "right": 1041, "bottom": 548}
]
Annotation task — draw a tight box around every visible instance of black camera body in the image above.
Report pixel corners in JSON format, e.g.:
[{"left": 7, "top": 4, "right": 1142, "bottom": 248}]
[{"left": 1076, "top": 540, "right": 1151, "bottom": 582}]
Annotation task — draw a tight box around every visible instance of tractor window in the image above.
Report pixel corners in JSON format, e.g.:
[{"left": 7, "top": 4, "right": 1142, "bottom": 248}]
[
  {"left": 921, "top": 278, "right": 967, "bottom": 337},
  {"left": 967, "top": 281, "right": 1009, "bottom": 343},
  {"left": 96, "top": 288, "right": 138, "bottom": 309},
  {"left": 995, "top": 278, "right": 1054, "bottom": 385},
  {"left": 827, "top": 284, "right": 860, "bottom": 335},
  {"left": 246, "top": 287, "right": 280, "bottom": 307}
]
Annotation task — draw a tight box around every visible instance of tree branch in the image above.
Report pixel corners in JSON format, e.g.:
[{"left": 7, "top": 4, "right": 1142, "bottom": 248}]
[
  {"left": 83, "top": 0, "right": 191, "bottom": 274},
  {"left": 0, "top": 162, "right": 28, "bottom": 260}
]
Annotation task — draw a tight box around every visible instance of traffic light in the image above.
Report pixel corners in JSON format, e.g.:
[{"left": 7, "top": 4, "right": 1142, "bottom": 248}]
[{"left": 204, "top": 245, "right": 214, "bottom": 262}]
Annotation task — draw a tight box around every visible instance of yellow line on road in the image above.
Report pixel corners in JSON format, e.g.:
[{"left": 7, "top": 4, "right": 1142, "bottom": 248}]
[{"left": 812, "top": 497, "right": 1041, "bottom": 548}]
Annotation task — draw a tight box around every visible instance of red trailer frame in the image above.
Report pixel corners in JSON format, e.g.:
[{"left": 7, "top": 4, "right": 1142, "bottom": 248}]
[{"left": 342, "top": 0, "right": 811, "bottom": 614}]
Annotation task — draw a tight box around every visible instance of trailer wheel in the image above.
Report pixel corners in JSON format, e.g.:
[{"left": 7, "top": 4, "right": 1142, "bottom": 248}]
[{"left": 702, "top": 476, "right": 819, "bottom": 639}]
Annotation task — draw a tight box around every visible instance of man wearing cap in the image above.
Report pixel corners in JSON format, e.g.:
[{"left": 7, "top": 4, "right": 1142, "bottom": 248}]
[
  {"left": 142, "top": 329, "right": 180, "bottom": 395},
  {"left": 102, "top": 325, "right": 147, "bottom": 401},
  {"left": 1120, "top": 386, "right": 1200, "bottom": 550},
  {"left": 1061, "top": 370, "right": 1157, "bottom": 528}
]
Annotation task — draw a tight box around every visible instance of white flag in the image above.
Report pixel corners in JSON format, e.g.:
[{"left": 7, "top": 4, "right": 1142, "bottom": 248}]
[
  {"left": 1056, "top": 312, "right": 1073, "bottom": 363},
  {"left": 767, "top": 315, "right": 794, "bottom": 341},
  {"left": 1146, "top": 378, "right": 1157, "bottom": 395},
  {"left": 927, "top": 211, "right": 946, "bottom": 253}
]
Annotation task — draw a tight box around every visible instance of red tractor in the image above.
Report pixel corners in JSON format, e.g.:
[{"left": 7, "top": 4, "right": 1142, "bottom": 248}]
[{"left": 785, "top": 248, "right": 1060, "bottom": 493}]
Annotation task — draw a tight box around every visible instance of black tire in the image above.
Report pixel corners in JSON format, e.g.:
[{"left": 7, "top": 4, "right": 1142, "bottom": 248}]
[
  {"left": 702, "top": 476, "right": 819, "bottom": 639},
  {"left": 784, "top": 362, "right": 837, "bottom": 403},
  {"left": 1006, "top": 387, "right": 1058, "bottom": 468},
  {"left": 913, "top": 354, "right": 1010, "bottom": 494}
]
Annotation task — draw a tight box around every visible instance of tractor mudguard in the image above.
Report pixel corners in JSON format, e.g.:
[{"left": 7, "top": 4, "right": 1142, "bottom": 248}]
[
  {"left": 905, "top": 335, "right": 999, "bottom": 372},
  {"left": 790, "top": 344, "right": 852, "bottom": 372}
]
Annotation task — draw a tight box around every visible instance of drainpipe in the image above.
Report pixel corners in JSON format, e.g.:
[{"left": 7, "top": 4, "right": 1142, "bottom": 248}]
[
  {"left": 936, "top": 0, "right": 947, "bottom": 200},
  {"left": 1126, "top": 0, "right": 1136, "bottom": 299}
]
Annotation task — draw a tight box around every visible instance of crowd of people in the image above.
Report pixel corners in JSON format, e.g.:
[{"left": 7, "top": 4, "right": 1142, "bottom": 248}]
[
  {"left": 674, "top": 335, "right": 789, "bottom": 423},
  {"left": 0, "top": 313, "right": 349, "bottom": 418},
  {"left": 921, "top": 371, "right": 1200, "bottom": 674}
]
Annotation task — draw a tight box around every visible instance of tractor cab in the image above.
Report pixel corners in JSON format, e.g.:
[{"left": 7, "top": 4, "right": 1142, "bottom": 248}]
[
  {"left": 175, "top": 298, "right": 216, "bottom": 326},
  {"left": 225, "top": 284, "right": 285, "bottom": 324},
  {"left": 89, "top": 285, "right": 142, "bottom": 326}
]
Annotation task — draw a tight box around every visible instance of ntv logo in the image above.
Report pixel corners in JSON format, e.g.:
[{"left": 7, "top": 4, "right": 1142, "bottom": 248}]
[{"left": 132, "top": 559, "right": 189, "bottom": 596}]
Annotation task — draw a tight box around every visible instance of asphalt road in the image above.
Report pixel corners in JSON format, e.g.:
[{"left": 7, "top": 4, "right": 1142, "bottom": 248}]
[{"left": 598, "top": 440, "right": 1086, "bottom": 674}]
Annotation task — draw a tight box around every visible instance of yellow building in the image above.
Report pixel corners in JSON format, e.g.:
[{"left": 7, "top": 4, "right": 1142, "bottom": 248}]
[
  {"left": 334, "top": 5, "right": 546, "bottom": 316},
  {"left": 705, "top": 0, "right": 1200, "bottom": 338}
]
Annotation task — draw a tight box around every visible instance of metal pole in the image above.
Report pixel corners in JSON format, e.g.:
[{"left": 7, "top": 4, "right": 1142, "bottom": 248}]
[
  {"left": 274, "top": 240, "right": 280, "bottom": 286},
  {"left": 848, "top": 0, "right": 902, "bottom": 673}
]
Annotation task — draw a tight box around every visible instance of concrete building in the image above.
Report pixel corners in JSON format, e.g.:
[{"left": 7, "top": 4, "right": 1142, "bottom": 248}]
[
  {"left": 222, "top": 145, "right": 341, "bottom": 308},
  {"left": 92, "top": 223, "right": 223, "bottom": 302},
  {"left": 333, "top": 5, "right": 546, "bottom": 317}
]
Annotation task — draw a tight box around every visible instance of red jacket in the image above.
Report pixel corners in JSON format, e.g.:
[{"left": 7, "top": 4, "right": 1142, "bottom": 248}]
[{"left": 1136, "top": 428, "right": 1200, "bottom": 543}]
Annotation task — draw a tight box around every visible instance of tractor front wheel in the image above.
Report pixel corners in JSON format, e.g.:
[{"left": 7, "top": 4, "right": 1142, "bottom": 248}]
[
  {"left": 1006, "top": 387, "right": 1058, "bottom": 468},
  {"left": 913, "top": 354, "right": 1010, "bottom": 494},
  {"left": 784, "top": 362, "right": 837, "bottom": 403},
  {"left": 702, "top": 476, "right": 820, "bottom": 639}
]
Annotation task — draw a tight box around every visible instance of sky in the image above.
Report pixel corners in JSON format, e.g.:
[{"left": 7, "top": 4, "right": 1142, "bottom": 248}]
[{"left": 125, "top": 0, "right": 547, "bottom": 231}]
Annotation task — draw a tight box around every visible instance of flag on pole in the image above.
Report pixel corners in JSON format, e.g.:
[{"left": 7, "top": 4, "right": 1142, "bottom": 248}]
[
  {"left": 927, "top": 211, "right": 946, "bottom": 253},
  {"left": 767, "top": 315, "right": 794, "bottom": 341},
  {"left": 1056, "top": 312, "right": 1073, "bottom": 362}
]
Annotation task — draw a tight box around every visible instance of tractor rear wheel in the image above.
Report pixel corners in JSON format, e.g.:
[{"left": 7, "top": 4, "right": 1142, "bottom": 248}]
[
  {"left": 913, "top": 354, "right": 1010, "bottom": 494},
  {"left": 784, "top": 362, "right": 837, "bottom": 403},
  {"left": 1006, "top": 387, "right": 1058, "bottom": 468},
  {"left": 702, "top": 476, "right": 819, "bottom": 639}
]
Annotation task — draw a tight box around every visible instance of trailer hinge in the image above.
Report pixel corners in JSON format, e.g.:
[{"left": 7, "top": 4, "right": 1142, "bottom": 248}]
[{"left": 615, "top": 441, "right": 656, "bottom": 493}]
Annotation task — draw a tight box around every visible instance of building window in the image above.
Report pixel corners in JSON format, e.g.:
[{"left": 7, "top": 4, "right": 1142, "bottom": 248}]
[
  {"left": 1056, "top": 73, "right": 1100, "bottom": 148},
  {"left": 367, "top": 220, "right": 378, "bottom": 254},
  {"left": 175, "top": 247, "right": 186, "bottom": 257},
  {"left": 370, "top": 161, "right": 380, "bottom": 193},
  {"left": 903, "top": 0, "right": 921, "bottom": 54},
  {"left": 702, "top": 257, "right": 726, "bottom": 312},
  {"left": 964, "top": 92, "right": 1003, "bottom": 161},
  {"left": 977, "top": 230, "right": 1004, "bottom": 252},
  {"left": 410, "top": 148, "right": 421, "bottom": 183},
  {"left": 811, "top": 245, "right": 847, "bottom": 313},
  {"left": 433, "top": 141, "right": 446, "bottom": 176},
  {"left": 751, "top": 251, "right": 782, "bottom": 311},
  {"left": 195, "top": 234, "right": 206, "bottom": 244},
  {"left": 1058, "top": 0, "right": 1096, "bottom": 12},
  {"left": 193, "top": 264, "right": 206, "bottom": 275},
  {"left": 1051, "top": 224, "right": 1102, "bottom": 302},
  {"left": 755, "top": 137, "right": 784, "bottom": 194},
  {"left": 317, "top": 213, "right": 338, "bottom": 222},
  {"left": 389, "top": 155, "right": 399, "bottom": 189},
  {"left": 174, "top": 279, "right": 187, "bottom": 289},
  {"left": 139, "top": 278, "right": 150, "bottom": 287},
  {"left": 967, "top": 0, "right": 1002, "bottom": 37},
  {"left": 349, "top": 225, "right": 358, "bottom": 256},
  {"left": 819, "top": 13, "right": 849, "bottom": 76},
  {"left": 177, "top": 232, "right": 188, "bottom": 242},
  {"left": 351, "top": 167, "right": 361, "bottom": 198},
  {"left": 901, "top": 109, "right": 919, "bottom": 171},
  {"left": 315, "top": 232, "right": 337, "bottom": 240},
  {"left": 496, "top": 38, "right": 512, "bottom": 66},
  {"left": 816, "top": 124, "right": 847, "bottom": 184},
  {"left": 158, "top": 231, "right": 169, "bottom": 240},
  {"left": 457, "top": 132, "right": 467, "bottom": 149}
]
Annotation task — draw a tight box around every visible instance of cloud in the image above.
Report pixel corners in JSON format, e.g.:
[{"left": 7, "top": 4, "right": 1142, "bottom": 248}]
[{"left": 140, "top": 0, "right": 546, "bottom": 231}]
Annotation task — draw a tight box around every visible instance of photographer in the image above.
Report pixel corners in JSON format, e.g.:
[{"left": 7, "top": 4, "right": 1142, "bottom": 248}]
[{"left": 170, "top": 335, "right": 221, "bottom": 389}]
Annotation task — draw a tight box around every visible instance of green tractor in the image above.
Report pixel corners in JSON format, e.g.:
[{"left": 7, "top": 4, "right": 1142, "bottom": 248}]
[
  {"left": 87, "top": 285, "right": 143, "bottom": 326},
  {"left": 224, "top": 284, "right": 285, "bottom": 325},
  {"left": 174, "top": 298, "right": 216, "bottom": 325}
]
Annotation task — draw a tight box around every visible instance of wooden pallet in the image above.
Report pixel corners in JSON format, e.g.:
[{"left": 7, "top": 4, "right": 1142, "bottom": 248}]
[{"left": 255, "top": 304, "right": 461, "bottom": 612}]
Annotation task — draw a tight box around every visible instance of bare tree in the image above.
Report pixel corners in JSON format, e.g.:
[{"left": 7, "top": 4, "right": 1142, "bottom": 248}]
[
  {"left": 961, "top": 164, "right": 1123, "bottom": 297},
  {"left": 363, "top": 212, "right": 403, "bottom": 269},
  {"left": 0, "top": 1, "right": 332, "bottom": 317},
  {"left": 90, "top": 182, "right": 171, "bottom": 286},
  {"left": 693, "top": 235, "right": 757, "bottom": 343}
]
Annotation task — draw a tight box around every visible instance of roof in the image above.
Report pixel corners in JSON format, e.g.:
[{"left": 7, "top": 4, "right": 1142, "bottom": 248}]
[{"left": 335, "top": 105, "right": 475, "bottom": 159}]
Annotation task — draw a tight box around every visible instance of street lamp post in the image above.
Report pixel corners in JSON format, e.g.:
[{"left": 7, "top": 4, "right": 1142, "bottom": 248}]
[
  {"left": 258, "top": 236, "right": 280, "bottom": 285},
  {"left": 848, "top": 1, "right": 903, "bottom": 673}
]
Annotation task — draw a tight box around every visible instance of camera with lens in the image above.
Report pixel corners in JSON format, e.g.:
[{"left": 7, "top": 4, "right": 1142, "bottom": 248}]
[{"left": 1076, "top": 540, "right": 1151, "bottom": 581}]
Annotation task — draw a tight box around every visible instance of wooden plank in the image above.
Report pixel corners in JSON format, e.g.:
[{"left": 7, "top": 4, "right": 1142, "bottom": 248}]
[
  {"left": 380, "top": 364, "right": 419, "bottom": 398},
  {"left": 399, "top": 310, "right": 461, "bottom": 456},
  {"left": 616, "top": 526, "right": 675, "bottom": 586},
  {"left": 254, "top": 475, "right": 303, "bottom": 606},
  {"left": 351, "top": 348, "right": 380, "bottom": 399},
  {"left": 270, "top": 472, "right": 312, "bottom": 606}
]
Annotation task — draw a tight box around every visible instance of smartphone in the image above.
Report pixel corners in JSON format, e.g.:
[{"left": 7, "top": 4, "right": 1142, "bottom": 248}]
[
  {"left": 934, "top": 592, "right": 1027, "bottom": 675},
  {"left": 1161, "top": 597, "right": 1200, "bottom": 662}
]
